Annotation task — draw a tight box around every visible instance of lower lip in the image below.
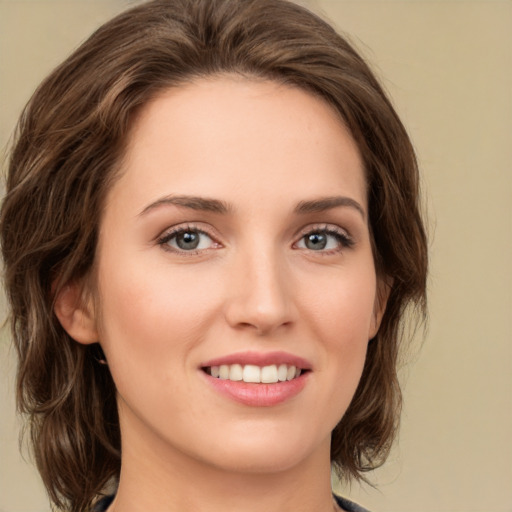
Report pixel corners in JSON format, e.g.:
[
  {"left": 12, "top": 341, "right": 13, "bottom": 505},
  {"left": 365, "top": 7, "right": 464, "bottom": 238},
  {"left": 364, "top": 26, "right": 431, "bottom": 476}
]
[{"left": 202, "top": 371, "right": 309, "bottom": 407}]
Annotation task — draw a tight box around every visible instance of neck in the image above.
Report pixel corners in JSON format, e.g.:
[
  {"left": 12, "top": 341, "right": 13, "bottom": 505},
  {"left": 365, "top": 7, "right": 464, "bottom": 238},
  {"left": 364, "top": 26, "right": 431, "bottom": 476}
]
[{"left": 108, "top": 415, "right": 337, "bottom": 512}]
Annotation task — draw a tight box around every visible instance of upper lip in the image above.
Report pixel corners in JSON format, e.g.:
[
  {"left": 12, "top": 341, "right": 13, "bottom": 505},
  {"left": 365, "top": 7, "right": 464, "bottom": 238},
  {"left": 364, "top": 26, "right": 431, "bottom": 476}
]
[{"left": 200, "top": 351, "right": 312, "bottom": 370}]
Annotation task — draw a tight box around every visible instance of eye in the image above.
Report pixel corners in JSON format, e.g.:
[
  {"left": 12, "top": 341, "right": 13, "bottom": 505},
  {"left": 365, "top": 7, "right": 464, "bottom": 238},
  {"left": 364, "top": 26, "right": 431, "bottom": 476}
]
[
  {"left": 295, "top": 227, "right": 353, "bottom": 252},
  {"left": 158, "top": 227, "right": 218, "bottom": 252}
]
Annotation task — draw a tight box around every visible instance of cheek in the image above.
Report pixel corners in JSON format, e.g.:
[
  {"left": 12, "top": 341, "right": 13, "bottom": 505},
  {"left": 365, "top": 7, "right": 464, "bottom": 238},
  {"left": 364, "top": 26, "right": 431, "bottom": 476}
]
[
  {"left": 99, "top": 250, "right": 218, "bottom": 328},
  {"left": 95, "top": 256, "right": 221, "bottom": 388},
  {"left": 302, "top": 262, "right": 377, "bottom": 408},
  {"left": 304, "top": 260, "right": 378, "bottom": 345},
  {"left": 95, "top": 268, "right": 219, "bottom": 435}
]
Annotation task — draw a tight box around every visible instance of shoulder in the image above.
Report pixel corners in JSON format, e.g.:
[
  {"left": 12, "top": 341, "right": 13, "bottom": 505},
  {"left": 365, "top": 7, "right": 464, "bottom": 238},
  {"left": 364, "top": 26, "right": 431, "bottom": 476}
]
[{"left": 334, "top": 494, "right": 371, "bottom": 512}]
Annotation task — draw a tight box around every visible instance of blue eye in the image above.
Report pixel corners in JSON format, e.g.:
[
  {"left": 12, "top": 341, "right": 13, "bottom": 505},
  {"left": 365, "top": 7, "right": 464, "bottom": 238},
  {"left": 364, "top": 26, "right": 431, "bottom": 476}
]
[
  {"left": 296, "top": 229, "right": 352, "bottom": 252},
  {"left": 160, "top": 228, "right": 215, "bottom": 252}
]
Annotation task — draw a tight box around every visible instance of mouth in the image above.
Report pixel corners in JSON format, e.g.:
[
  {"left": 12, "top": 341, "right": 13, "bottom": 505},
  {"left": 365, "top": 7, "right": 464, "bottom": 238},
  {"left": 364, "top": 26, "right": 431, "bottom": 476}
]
[
  {"left": 200, "top": 352, "right": 311, "bottom": 406},
  {"left": 202, "top": 363, "right": 307, "bottom": 384}
]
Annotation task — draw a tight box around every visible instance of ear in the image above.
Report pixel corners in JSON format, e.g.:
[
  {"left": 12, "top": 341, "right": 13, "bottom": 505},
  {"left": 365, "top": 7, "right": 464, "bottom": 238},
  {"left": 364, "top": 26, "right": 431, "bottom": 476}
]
[
  {"left": 54, "top": 281, "right": 99, "bottom": 345},
  {"left": 368, "top": 275, "right": 393, "bottom": 340}
]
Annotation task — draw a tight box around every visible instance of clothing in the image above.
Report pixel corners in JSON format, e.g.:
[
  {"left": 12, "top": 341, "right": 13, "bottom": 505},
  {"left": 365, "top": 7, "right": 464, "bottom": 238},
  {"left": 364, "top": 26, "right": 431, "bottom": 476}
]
[
  {"left": 334, "top": 494, "right": 370, "bottom": 512},
  {"left": 94, "top": 493, "right": 369, "bottom": 512},
  {"left": 94, "top": 495, "right": 114, "bottom": 511}
]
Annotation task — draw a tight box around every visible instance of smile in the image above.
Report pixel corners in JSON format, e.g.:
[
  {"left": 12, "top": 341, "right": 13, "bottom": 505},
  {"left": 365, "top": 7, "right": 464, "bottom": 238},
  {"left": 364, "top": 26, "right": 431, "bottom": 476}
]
[
  {"left": 200, "top": 351, "right": 312, "bottom": 406},
  {"left": 203, "top": 364, "right": 303, "bottom": 383}
]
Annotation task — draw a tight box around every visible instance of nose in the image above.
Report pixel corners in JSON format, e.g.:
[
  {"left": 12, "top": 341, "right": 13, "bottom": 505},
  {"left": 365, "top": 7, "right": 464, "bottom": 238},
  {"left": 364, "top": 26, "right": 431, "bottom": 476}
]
[{"left": 223, "top": 246, "right": 296, "bottom": 336}]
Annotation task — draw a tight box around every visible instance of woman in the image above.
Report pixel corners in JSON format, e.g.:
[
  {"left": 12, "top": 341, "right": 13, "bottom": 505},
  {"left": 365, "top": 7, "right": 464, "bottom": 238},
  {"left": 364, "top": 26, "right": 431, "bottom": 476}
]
[{"left": 0, "top": 1, "right": 427, "bottom": 511}]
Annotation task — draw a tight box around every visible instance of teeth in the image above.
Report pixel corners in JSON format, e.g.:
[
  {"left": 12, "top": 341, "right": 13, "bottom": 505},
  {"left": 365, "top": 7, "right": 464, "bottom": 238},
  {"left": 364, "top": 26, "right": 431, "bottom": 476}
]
[
  {"left": 261, "top": 365, "right": 278, "bottom": 383},
  {"left": 243, "top": 365, "right": 261, "bottom": 383},
  {"left": 229, "top": 364, "right": 243, "bottom": 381},
  {"left": 277, "top": 364, "right": 288, "bottom": 381},
  {"left": 219, "top": 365, "right": 230, "bottom": 379},
  {"left": 206, "top": 363, "right": 303, "bottom": 383}
]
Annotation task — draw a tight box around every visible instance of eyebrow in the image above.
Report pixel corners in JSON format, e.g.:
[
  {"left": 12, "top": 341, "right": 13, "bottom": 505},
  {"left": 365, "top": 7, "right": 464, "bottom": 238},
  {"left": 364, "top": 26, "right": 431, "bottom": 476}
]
[
  {"left": 294, "top": 196, "right": 366, "bottom": 219},
  {"left": 139, "top": 194, "right": 365, "bottom": 219},
  {"left": 139, "top": 195, "right": 231, "bottom": 216}
]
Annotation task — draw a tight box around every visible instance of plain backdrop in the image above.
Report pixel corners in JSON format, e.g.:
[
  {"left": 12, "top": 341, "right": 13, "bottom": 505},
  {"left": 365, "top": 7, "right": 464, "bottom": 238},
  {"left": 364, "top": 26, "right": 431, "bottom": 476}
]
[{"left": 0, "top": 1, "right": 511, "bottom": 511}]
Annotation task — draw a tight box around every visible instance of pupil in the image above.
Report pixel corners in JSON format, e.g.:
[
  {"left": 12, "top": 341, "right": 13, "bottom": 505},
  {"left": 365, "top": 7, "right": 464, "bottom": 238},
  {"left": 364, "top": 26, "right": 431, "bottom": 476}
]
[
  {"left": 306, "top": 233, "right": 326, "bottom": 250},
  {"left": 177, "top": 231, "right": 200, "bottom": 250}
]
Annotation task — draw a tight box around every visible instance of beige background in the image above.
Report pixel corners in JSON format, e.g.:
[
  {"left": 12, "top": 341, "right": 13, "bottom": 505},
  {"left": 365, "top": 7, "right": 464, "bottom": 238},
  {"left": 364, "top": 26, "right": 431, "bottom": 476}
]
[{"left": 0, "top": 0, "right": 511, "bottom": 511}]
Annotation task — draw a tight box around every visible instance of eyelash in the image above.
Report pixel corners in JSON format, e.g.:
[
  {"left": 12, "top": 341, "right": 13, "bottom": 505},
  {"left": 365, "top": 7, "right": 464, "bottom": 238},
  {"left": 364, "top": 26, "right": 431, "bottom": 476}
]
[
  {"left": 294, "top": 224, "right": 354, "bottom": 254},
  {"left": 157, "top": 224, "right": 218, "bottom": 255},
  {"left": 156, "top": 224, "right": 354, "bottom": 255}
]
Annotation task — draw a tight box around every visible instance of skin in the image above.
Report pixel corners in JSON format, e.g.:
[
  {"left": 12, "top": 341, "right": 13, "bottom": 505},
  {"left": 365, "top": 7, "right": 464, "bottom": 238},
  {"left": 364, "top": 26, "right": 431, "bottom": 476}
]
[{"left": 56, "top": 76, "right": 386, "bottom": 512}]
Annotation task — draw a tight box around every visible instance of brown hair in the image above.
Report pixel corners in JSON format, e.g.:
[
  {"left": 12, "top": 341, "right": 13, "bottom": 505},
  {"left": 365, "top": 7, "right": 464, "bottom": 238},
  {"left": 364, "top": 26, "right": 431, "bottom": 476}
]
[{"left": 0, "top": 0, "right": 427, "bottom": 510}]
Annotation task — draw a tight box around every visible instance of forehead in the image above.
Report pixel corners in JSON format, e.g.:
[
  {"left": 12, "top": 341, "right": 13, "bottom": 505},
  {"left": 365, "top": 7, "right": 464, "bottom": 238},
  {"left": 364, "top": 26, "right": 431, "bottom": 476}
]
[{"left": 111, "top": 76, "right": 366, "bottom": 214}]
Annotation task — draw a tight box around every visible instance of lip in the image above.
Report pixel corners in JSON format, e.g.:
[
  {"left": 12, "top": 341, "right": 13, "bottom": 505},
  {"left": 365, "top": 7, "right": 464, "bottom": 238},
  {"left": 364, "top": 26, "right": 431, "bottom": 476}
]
[
  {"left": 201, "top": 371, "right": 309, "bottom": 407},
  {"left": 200, "top": 350, "right": 312, "bottom": 370},
  {"left": 199, "top": 351, "right": 312, "bottom": 407}
]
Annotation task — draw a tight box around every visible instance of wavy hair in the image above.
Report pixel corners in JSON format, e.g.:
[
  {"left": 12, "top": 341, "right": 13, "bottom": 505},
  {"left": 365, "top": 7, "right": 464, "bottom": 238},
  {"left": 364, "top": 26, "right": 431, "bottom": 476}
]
[{"left": 0, "top": 1, "right": 428, "bottom": 510}]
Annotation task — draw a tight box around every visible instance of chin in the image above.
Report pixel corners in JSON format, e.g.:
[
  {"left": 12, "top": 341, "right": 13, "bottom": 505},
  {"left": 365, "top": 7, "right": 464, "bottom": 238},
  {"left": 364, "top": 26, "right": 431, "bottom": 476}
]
[
  {"left": 192, "top": 424, "right": 330, "bottom": 475},
  {"left": 205, "top": 447, "right": 311, "bottom": 475}
]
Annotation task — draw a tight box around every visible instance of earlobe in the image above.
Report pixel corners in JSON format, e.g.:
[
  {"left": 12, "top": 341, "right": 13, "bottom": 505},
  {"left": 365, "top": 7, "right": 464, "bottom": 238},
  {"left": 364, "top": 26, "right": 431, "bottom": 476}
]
[
  {"left": 54, "top": 282, "right": 99, "bottom": 345},
  {"left": 369, "top": 276, "right": 392, "bottom": 339}
]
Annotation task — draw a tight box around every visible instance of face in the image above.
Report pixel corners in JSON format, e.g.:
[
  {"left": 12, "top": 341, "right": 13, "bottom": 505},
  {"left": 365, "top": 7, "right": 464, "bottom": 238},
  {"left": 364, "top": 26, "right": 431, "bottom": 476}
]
[{"left": 90, "top": 77, "right": 384, "bottom": 474}]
